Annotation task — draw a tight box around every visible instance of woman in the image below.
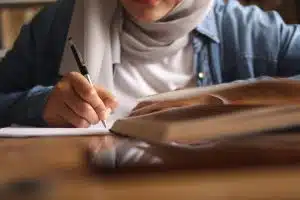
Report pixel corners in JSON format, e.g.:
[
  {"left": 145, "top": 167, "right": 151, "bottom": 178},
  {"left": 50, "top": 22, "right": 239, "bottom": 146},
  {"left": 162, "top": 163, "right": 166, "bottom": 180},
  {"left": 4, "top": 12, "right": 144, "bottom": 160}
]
[{"left": 0, "top": 0, "right": 300, "bottom": 127}]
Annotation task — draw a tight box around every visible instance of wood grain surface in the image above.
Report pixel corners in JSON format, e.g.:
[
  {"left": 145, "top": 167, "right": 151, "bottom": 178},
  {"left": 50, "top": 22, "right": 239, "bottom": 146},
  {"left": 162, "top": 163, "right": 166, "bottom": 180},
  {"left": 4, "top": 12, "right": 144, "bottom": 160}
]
[{"left": 0, "top": 135, "right": 300, "bottom": 199}]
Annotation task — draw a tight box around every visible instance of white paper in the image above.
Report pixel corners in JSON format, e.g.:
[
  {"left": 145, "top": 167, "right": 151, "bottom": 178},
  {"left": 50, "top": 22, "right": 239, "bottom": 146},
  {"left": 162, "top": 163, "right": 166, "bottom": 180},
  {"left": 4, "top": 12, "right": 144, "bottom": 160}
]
[
  {"left": 0, "top": 127, "right": 109, "bottom": 137},
  {"left": 0, "top": 102, "right": 135, "bottom": 138}
]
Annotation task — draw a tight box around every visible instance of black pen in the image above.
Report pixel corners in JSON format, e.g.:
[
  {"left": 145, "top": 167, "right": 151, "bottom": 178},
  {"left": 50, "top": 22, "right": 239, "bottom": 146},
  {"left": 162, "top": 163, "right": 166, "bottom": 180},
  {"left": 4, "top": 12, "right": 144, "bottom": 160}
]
[{"left": 68, "top": 37, "right": 107, "bottom": 128}]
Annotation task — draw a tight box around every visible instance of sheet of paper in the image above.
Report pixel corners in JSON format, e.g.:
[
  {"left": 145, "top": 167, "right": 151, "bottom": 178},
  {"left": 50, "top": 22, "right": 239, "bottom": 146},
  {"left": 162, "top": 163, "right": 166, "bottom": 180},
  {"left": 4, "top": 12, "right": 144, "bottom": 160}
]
[
  {"left": 0, "top": 101, "right": 136, "bottom": 138},
  {"left": 0, "top": 127, "right": 109, "bottom": 137}
]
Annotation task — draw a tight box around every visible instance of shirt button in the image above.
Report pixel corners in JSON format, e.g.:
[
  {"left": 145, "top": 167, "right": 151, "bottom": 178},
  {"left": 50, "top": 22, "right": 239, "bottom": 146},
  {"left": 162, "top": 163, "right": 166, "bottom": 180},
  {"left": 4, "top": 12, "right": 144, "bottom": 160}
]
[{"left": 198, "top": 72, "right": 204, "bottom": 79}]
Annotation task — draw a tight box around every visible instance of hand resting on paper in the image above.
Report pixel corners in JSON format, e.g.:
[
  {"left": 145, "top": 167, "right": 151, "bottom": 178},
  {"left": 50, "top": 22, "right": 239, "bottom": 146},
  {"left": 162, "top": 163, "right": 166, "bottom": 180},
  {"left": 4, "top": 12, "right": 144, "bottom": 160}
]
[
  {"left": 43, "top": 72, "right": 118, "bottom": 128},
  {"left": 130, "top": 79, "right": 300, "bottom": 117}
]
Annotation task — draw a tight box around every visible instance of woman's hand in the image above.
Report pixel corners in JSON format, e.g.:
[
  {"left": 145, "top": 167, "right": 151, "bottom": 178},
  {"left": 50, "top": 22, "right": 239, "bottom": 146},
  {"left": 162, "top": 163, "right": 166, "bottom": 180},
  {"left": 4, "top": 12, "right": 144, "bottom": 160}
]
[
  {"left": 130, "top": 94, "right": 227, "bottom": 117},
  {"left": 43, "top": 72, "right": 118, "bottom": 128}
]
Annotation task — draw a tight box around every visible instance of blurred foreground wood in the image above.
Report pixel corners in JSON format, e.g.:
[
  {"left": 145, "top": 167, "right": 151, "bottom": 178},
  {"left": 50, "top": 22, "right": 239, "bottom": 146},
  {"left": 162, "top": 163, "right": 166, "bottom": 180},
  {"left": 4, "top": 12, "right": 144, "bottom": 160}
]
[{"left": 0, "top": 136, "right": 300, "bottom": 199}]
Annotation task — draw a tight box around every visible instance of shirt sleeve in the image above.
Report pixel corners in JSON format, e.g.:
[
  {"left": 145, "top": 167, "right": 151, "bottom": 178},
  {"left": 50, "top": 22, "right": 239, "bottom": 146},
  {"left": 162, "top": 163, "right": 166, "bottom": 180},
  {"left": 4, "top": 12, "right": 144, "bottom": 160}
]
[
  {"left": 0, "top": 86, "right": 53, "bottom": 127},
  {"left": 217, "top": 0, "right": 300, "bottom": 81},
  {"left": 0, "top": 4, "right": 58, "bottom": 127},
  {"left": 277, "top": 23, "right": 300, "bottom": 77}
]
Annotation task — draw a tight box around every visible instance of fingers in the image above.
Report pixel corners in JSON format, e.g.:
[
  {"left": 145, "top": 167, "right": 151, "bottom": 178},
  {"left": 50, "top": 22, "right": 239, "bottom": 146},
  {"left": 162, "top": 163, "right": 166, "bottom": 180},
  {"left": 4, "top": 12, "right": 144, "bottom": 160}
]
[
  {"left": 132, "top": 101, "right": 156, "bottom": 111},
  {"left": 68, "top": 72, "right": 107, "bottom": 120},
  {"left": 43, "top": 72, "right": 118, "bottom": 128},
  {"left": 43, "top": 113, "right": 71, "bottom": 128},
  {"left": 59, "top": 103, "right": 90, "bottom": 128},
  {"left": 45, "top": 99, "right": 90, "bottom": 128},
  {"left": 130, "top": 101, "right": 190, "bottom": 117},
  {"left": 130, "top": 94, "right": 228, "bottom": 117},
  {"left": 133, "top": 97, "right": 211, "bottom": 113},
  {"left": 64, "top": 84, "right": 99, "bottom": 125},
  {"left": 95, "top": 86, "right": 118, "bottom": 110}
]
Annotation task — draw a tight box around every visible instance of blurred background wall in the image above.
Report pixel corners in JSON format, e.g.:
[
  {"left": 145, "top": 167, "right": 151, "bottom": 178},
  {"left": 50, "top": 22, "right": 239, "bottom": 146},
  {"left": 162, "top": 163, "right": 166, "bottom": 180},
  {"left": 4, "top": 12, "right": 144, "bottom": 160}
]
[
  {"left": 237, "top": 0, "right": 298, "bottom": 24},
  {"left": 0, "top": 7, "right": 40, "bottom": 49}
]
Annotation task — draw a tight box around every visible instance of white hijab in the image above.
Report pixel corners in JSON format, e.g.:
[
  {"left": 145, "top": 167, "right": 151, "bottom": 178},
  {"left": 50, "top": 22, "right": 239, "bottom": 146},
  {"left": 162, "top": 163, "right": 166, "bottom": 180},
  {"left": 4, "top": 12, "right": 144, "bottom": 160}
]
[
  {"left": 121, "top": 0, "right": 214, "bottom": 60},
  {"left": 60, "top": 0, "right": 213, "bottom": 92}
]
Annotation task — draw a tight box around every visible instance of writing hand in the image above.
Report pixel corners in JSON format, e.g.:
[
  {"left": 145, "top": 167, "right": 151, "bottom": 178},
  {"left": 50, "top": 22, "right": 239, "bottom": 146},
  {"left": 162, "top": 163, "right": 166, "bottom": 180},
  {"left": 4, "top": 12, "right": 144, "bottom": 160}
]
[{"left": 43, "top": 72, "right": 118, "bottom": 128}]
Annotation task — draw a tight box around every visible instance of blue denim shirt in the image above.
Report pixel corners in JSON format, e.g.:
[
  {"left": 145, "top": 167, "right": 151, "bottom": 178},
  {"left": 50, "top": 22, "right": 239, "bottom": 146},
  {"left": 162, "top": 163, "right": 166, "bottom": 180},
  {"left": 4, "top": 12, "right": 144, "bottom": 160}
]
[{"left": 1, "top": 0, "right": 300, "bottom": 127}]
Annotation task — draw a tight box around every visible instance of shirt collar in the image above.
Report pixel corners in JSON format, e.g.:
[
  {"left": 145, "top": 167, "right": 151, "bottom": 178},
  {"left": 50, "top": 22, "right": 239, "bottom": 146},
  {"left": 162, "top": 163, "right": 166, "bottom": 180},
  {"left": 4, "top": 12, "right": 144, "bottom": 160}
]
[{"left": 194, "top": 7, "right": 220, "bottom": 43}]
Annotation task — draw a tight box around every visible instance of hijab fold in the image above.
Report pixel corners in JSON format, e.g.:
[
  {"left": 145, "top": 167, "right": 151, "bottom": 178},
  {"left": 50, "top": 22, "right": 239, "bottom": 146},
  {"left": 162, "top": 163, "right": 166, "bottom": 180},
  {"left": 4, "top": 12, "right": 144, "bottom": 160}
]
[{"left": 120, "top": 0, "right": 214, "bottom": 61}]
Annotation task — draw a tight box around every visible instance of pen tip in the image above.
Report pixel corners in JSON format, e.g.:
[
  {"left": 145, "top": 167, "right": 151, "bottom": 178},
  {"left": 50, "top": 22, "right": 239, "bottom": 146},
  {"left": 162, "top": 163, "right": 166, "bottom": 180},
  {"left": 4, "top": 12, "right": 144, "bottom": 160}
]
[{"left": 102, "top": 121, "right": 107, "bottom": 128}]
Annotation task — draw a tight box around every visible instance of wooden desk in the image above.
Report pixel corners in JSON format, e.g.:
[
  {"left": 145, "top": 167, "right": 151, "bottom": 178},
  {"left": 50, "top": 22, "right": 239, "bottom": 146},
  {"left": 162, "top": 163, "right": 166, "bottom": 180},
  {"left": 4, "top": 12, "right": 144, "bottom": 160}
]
[{"left": 0, "top": 136, "right": 300, "bottom": 200}]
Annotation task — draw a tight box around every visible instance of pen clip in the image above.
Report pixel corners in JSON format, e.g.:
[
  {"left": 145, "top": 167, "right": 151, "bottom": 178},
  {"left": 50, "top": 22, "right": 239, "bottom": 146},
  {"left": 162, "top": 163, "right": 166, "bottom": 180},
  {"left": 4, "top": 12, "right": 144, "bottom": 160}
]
[{"left": 68, "top": 37, "right": 88, "bottom": 75}]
